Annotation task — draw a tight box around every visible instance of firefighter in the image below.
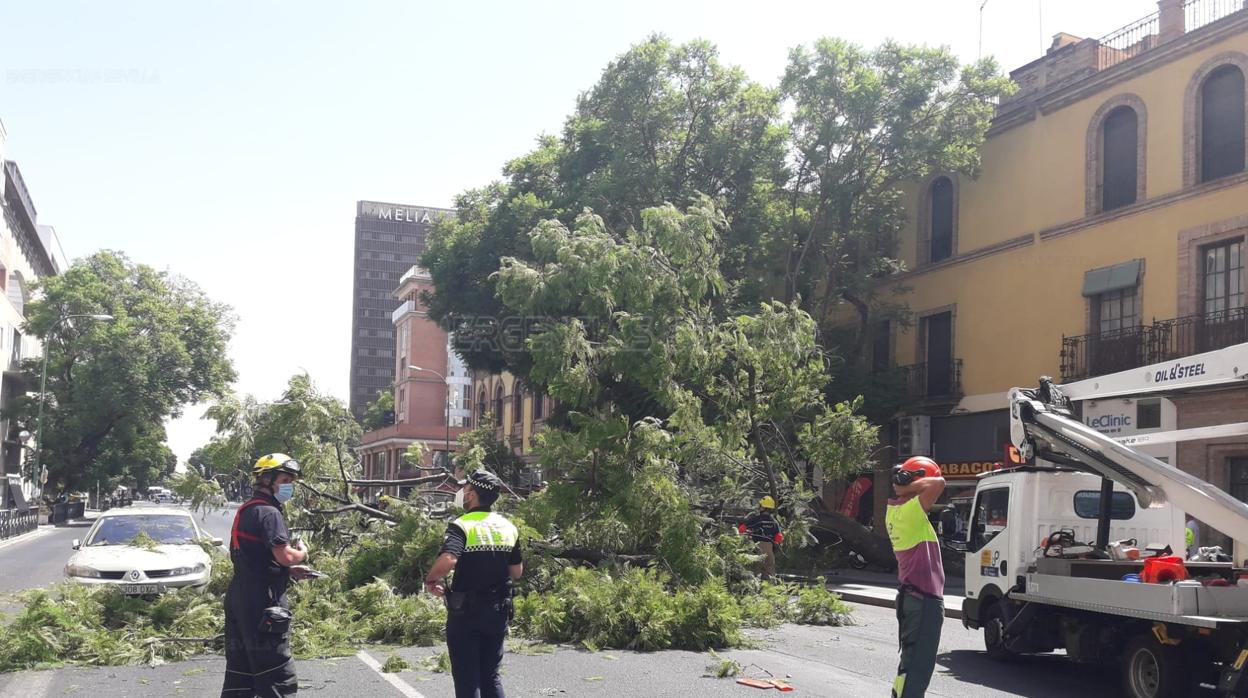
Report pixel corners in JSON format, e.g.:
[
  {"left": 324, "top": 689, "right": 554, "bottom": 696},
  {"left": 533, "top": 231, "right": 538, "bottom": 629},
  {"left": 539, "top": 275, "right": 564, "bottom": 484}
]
[
  {"left": 887, "top": 456, "right": 946, "bottom": 698},
  {"left": 424, "top": 470, "right": 523, "bottom": 698},
  {"left": 739, "top": 496, "right": 784, "bottom": 581},
  {"left": 221, "top": 454, "right": 314, "bottom": 697}
]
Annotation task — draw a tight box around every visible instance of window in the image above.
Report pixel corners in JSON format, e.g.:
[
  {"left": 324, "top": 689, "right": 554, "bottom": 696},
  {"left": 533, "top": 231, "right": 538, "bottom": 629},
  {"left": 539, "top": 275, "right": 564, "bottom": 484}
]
[
  {"left": 1201, "top": 65, "right": 1246, "bottom": 183},
  {"left": 397, "top": 387, "right": 406, "bottom": 424},
  {"left": 1073, "top": 491, "right": 1136, "bottom": 520},
  {"left": 533, "top": 390, "right": 545, "bottom": 420},
  {"left": 969, "top": 487, "right": 1009, "bottom": 551},
  {"left": 1231, "top": 457, "right": 1248, "bottom": 503},
  {"left": 1101, "top": 106, "right": 1138, "bottom": 211},
  {"left": 929, "top": 177, "right": 954, "bottom": 263},
  {"left": 513, "top": 384, "right": 523, "bottom": 424},
  {"left": 477, "top": 390, "right": 486, "bottom": 427},
  {"left": 921, "top": 311, "right": 953, "bottom": 397},
  {"left": 464, "top": 390, "right": 472, "bottom": 415},
  {"left": 1137, "top": 399, "right": 1161, "bottom": 430},
  {"left": 1202, "top": 239, "right": 1244, "bottom": 317},
  {"left": 1094, "top": 287, "right": 1139, "bottom": 334},
  {"left": 494, "top": 386, "right": 504, "bottom": 427},
  {"left": 870, "top": 321, "right": 891, "bottom": 374}
]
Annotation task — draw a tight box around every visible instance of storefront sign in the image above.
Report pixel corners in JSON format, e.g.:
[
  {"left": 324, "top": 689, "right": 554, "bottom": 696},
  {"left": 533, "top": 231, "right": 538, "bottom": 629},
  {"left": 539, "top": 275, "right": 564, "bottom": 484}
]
[{"left": 943, "top": 461, "right": 1004, "bottom": 479}]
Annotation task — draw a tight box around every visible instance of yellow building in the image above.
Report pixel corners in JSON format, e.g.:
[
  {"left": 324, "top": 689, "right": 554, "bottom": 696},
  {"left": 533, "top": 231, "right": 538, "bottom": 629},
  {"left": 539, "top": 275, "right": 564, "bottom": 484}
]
[
  {"left": 863, "top": 1, "right": 1248, "bottom": 528},
  {"left": 469, "top": 370, "right": 548, "bottom": 486}
]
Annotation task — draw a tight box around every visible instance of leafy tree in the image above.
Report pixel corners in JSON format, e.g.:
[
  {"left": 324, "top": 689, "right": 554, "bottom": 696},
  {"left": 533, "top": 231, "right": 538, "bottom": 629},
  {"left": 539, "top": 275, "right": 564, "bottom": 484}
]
[
  {"left": 362, "top": 390, "right": 394, "bottom": 430},
  {"left": 9, "top": 251, "right": 235, "bottom": 497}
]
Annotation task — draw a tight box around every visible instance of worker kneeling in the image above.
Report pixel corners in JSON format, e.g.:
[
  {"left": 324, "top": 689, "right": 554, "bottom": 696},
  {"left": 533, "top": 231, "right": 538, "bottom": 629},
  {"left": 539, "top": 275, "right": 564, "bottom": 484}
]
[{"left": 887, "top": 457, "right": 946, "bottom": 698}]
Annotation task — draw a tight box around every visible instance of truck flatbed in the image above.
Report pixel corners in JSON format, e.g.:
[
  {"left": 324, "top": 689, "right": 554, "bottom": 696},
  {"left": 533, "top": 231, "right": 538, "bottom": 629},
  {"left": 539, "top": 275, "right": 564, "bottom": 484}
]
[{"left": 1013, "top": 572, "right": 1248, "bottom": 629}]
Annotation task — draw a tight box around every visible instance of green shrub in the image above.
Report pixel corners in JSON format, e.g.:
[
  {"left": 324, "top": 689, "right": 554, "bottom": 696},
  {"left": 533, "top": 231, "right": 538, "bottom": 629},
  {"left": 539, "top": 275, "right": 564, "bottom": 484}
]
[{"left": 791, "top": 577, "right": 853, "bottom": 626}]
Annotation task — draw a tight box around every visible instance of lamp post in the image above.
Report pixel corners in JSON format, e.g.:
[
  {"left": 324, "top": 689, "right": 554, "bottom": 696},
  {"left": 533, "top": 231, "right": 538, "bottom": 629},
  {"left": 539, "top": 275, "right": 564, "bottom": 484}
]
[
  {"left": 33, "top": 313, "right": 113, "bottom": 503},
  {"left": 408, "top": 365, "right": 452, "bottom": 472}
]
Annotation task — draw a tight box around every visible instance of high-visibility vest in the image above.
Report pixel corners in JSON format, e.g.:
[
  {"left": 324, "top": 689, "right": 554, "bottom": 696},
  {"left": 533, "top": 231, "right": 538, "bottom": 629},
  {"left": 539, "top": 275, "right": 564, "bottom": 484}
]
[{"left": 452, "top": 511, "right": 519, "bottom": 553}]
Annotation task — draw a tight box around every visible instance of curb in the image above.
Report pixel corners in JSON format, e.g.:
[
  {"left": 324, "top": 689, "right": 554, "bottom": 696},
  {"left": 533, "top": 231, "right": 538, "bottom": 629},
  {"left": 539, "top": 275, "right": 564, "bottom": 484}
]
[
  {"left": 0, "top": 524, "right": 54, "bottom": 551},
  {"left": 830, "top": 586, "right": 964, "bottom": 620}
]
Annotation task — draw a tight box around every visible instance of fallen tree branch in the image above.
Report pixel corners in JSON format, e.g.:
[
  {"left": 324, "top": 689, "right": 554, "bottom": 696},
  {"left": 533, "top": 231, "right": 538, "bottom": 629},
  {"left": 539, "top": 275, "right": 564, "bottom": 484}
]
[
  {"left": 305, "top": 503, "right": 400, "bottom": 523},
  {"left": 328, "top": 474, "right": 450, "bottom": 487},
  {"left": 298, "top": 480, "right": 352, "bottom": 505},
  {"left": 528, "top": 539, "right": 655, "bottom": 565}
]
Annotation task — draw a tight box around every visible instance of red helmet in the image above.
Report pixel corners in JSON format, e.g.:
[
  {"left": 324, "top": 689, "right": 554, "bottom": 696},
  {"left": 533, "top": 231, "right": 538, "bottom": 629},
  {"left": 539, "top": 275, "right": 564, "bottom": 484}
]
[{"left": 900, "top": 456, "right": 942, "bottom": 480}]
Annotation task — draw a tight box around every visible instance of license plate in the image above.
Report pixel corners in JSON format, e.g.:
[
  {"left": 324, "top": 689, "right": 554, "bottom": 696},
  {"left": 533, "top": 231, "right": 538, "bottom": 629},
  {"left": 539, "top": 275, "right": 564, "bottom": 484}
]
[{"left": 119, "top": 584, "right": 162, "bottom": 595}]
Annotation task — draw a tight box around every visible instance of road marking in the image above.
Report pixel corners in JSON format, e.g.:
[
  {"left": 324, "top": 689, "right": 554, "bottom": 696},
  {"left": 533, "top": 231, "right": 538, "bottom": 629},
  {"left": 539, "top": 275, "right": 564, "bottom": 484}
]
[
  {"left": 355, "top": 650, "right": 429, "bottom": 698},
  {"left": 0, "top": 669, "right": 55, "bottom": 697}
]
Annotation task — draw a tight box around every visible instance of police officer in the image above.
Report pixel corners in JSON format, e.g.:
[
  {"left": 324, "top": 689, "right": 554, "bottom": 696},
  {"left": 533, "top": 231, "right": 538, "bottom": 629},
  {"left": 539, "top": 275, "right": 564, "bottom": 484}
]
[
  {"left": 424, "top": 470, "right": 523, "bottom": 698},
  {"left": 738, "top": 496, "right": 784, "bottom": 581},
  {"left": 221, "top": 454, "right": 313, "bottom": 697}
]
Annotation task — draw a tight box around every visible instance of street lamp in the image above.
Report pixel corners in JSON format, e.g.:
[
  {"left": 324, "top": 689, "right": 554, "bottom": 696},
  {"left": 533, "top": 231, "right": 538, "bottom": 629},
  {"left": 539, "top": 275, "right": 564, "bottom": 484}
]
[
  {"left": 408, "top": 365, "right": 452, "bottom": 472},
  {"left": 33, "top": 313, "right": 114, "bottom": 502}
]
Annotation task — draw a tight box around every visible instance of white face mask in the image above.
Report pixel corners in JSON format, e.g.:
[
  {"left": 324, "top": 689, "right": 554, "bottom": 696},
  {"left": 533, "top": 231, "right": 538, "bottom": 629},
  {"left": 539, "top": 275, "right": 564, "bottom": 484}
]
[{"left": 453, "top": 488, "right": 465, "bottom": 509}]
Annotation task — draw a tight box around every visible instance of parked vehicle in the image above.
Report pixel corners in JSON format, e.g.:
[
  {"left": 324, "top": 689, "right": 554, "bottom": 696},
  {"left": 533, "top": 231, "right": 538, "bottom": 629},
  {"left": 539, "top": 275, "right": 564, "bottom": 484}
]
[
  {"left": 65, "top": 507, "right": 221, "bottom": 594},
  {"left": 960, "top": 378, "right": 1248, "bottom": 698}
]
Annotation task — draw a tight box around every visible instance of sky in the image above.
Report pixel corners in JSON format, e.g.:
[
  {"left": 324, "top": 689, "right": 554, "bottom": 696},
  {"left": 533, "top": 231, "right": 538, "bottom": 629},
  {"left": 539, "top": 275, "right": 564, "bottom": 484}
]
[{"left": 0, "top": 0, "right": 1160, "bottom": 463}]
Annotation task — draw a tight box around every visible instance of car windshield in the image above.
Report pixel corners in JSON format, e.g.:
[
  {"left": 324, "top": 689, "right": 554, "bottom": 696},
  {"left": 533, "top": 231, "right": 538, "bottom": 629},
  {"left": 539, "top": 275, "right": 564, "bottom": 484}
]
[{"left": 86, "top": 515, "right": 199, "bottom": 546}]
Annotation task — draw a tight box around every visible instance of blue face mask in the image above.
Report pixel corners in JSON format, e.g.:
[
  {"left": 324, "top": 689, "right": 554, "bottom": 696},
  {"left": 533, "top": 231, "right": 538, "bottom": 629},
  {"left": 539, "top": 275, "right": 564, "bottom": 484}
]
[{"left": 275, "top": 483, "right": 295, "bottom": 503}]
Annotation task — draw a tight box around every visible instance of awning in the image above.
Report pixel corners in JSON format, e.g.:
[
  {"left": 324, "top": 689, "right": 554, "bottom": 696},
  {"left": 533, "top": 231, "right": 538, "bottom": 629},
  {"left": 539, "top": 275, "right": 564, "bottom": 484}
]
[{"left": 1082, "top": 259, "right": 1142, "bottom": 297}]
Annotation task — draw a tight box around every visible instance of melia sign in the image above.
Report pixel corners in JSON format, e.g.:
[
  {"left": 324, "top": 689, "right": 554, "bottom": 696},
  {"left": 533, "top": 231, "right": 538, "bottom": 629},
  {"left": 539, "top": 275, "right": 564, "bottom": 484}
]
[{"left": 358, "top": 201, "right": 448, "bottom": 224}]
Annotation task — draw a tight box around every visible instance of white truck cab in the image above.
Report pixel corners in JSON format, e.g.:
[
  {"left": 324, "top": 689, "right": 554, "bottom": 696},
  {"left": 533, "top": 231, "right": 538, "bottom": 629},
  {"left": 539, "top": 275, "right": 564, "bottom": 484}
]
[{"left": 964, "top": 465, "right": 1185, "bottom": 613}]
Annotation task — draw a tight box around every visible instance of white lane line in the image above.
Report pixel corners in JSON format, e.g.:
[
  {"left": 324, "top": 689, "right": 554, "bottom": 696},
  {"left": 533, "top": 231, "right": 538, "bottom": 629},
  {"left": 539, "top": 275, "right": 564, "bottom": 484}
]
[
  {"left": 355, "top": 650, "right": 429, "bottom": 698},
  {"left": 0, "top": 669, "right": 55, "bottom": 697}
]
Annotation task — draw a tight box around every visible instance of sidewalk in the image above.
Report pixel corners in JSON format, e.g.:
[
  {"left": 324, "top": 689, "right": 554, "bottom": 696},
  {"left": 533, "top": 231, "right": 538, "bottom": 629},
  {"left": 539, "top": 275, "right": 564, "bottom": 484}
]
[{"left": 817, "top": 569, "right": 966, "bottom": 620}]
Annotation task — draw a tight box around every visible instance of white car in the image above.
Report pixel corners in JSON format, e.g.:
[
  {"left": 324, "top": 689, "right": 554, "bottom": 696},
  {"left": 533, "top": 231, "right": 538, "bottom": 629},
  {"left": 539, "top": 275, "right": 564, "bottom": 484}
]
[{"left": 65, "top": 507, "right": 222, "bottom": 594}]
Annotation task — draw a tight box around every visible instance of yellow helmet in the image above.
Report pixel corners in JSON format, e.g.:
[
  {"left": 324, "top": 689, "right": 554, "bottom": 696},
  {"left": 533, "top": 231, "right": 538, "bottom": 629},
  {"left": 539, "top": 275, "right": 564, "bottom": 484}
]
[
  {"left": 759, "top": 496, "right": 777, "bottom": 510},
  {"left": 253, "top": 453, "right": 302, "bottom": 479}
]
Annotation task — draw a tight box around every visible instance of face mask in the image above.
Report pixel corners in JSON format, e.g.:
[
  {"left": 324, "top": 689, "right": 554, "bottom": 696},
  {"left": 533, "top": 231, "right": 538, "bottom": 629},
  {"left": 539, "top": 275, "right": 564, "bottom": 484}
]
[
  {"left": 275, "top": 483, "right": 295, "bottom": 503},
  {"left": 453, "top": 488, "right": 465, "bottom": 509}
]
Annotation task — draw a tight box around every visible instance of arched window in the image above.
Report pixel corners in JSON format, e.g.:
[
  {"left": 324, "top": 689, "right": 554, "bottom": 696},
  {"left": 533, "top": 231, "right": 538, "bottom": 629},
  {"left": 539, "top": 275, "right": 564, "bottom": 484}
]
[
  {"left": 1102, "top": 106, "right": 1139, "bottom": 211},
  {"left": 513, "top": 383, "right": 523, "bottom": 424},
  {"left": 1201, "top": 65, "right": 1246, "bottom": 183},
  {"left": 494, "top": 385, "right": 504, "bottom": 427},
  {"left": 477, "top": 389, "right": 486, "bottom": 427},
  {"left": 929, "top": 177, "right": 954, "bottom": 264},
  {"left": 533, "top": 390, "right": 545, "bottom": 421}
]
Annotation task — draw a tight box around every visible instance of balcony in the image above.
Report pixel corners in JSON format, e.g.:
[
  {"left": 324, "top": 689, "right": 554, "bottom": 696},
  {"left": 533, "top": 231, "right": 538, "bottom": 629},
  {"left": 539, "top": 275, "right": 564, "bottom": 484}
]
[
  {"left": 897, "top": 359, "right": 963, "bottom": 404},
  {"left": 391, "top": 300, "right": 416, "bottom": 324},
  {"left": 1061, "top": 308, "right": 1248, "bottom": 382}
]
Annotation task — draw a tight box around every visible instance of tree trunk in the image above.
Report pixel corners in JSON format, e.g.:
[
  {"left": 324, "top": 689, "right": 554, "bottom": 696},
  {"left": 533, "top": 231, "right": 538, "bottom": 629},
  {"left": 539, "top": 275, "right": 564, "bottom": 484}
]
[{"left": 809, "top": 505, "right": 896, "bottom": 571}]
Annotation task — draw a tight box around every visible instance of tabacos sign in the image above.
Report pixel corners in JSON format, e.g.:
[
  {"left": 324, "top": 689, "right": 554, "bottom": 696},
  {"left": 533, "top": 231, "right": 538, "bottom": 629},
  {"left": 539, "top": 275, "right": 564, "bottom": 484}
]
[{"left": 943, "top": 461, "right": 1004, "bottom": 479}]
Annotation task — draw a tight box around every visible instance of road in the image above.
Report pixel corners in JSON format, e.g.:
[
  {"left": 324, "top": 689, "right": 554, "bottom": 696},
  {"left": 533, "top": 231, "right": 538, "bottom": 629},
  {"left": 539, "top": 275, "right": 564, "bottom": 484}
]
[
  {"left": 0, "top": 501, "right": 236, "bottom": 596},
  {"left": 0, "top": 602, "right": 1125, "bottom": 698}
]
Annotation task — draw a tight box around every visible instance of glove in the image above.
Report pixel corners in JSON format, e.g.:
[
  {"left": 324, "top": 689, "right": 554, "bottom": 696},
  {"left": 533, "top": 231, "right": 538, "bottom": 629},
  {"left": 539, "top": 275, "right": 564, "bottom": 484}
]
[
  {"left": 737, "top": 523, "right": 747, "bottom": 535},
  {"left": 774, "top": 532, "right": 784, "bottom": 545}
]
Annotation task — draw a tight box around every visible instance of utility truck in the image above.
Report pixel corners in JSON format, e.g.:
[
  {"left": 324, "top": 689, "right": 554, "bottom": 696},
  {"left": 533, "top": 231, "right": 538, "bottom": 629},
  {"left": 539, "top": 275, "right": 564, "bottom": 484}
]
[{"left": 961, "top": 377, "right": 1248, "bottom": 697}]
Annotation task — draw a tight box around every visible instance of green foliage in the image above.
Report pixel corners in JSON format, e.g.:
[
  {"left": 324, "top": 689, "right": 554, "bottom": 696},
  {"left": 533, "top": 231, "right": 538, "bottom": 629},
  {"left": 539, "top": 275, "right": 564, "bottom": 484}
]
[
  {"left": 420, "top": 650, "right": 451, "bottom": 673},
  {"left": 127, "top": 531, "right": 160, "bottom": 552},
  {"left": 705, "top": 649, "right": 743, "bottom": 678},
  {"left": 9, "top": 250, "right": 236, "bottom": 497},
  {"left": 381, "top": 654, "right": 410, "bottom": 673},
  {"left": 792, "top": 577, "right": 855, "bottom": 626},
  {"left": 363, "top": 391, "right": 395, "bottom": 431},
  {"left": 169, "top": 468, "right": 226, "bottom": 514}
]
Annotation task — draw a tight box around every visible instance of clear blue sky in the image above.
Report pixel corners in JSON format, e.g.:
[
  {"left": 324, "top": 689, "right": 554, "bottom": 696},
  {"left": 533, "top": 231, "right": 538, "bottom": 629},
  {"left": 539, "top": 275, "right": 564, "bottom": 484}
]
[{"left": 0, "top": 0, "right": 1158, "bottom": 462}]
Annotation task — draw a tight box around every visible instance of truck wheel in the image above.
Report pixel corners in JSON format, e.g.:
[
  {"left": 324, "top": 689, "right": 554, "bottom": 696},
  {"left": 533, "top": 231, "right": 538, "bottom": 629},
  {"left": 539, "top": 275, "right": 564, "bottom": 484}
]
[
  {"left": 1121, "top": 634, "right": 1191, "bottom": 698},
  {"left": 983, "top": 603, "right": 1017, "bottom": 662}
]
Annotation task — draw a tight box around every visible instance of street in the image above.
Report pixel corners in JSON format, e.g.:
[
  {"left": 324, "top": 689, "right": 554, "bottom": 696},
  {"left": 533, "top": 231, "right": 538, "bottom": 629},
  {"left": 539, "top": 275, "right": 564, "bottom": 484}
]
[{"left": 0, "top": 536, "right": 1125, "bottom": 698}]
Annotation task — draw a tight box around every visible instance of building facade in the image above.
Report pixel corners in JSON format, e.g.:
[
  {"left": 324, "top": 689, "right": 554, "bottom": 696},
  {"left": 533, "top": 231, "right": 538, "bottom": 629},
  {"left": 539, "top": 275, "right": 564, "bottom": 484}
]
[
  {"left": 857, "top": 1, "right": 1248, "bottom": 535},
  {"left": 349, "top": 201, "right": 453, "bottom": 418},
  {"left": 0, "top": 119, "right": 67, "bottom": 508},
  {"left": 358, "top": 266, "right": 470, "bottom": 499}
]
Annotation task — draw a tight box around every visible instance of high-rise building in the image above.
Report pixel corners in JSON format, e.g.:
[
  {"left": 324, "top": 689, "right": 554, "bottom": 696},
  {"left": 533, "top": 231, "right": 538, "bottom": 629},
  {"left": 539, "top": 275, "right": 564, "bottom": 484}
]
[{"left": 349, "top": 200, "right": 453, "bottom": 418}]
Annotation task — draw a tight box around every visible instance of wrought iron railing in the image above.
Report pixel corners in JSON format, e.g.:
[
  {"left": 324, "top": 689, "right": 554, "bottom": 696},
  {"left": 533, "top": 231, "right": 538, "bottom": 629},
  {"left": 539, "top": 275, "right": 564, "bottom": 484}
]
[
  {"left": 0, "top": 508, "right": 37, "bottom": 541},
  {"left": 1096, "top": 11, "right": 1161, "bottom": 72},
  {"left": 1186, "top": 0, "right": 1248, "bottom": 33},
  {"left": 898, "top": 359, "right": 963, "bottom": 402},
  {"left": 1061, "top": 308, "right": 1248, "bottom": 382}
]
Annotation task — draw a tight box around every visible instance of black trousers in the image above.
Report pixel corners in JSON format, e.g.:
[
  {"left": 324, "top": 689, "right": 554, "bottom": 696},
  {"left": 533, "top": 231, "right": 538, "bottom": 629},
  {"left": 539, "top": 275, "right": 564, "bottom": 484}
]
[
  {"left": 221, "top": 577, "right": 297, "bottom": 697},
  {"left": 446, "top": 601, "right": 508, "bottom": 698}
]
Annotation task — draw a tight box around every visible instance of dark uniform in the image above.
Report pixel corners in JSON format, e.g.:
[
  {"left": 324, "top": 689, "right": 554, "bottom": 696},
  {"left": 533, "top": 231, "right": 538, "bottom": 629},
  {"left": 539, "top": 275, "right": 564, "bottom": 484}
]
[
  {"left": 221, "top": 493, "right": 297, "bottom": 697},
  {"left": 742, "top": 510, "right": 782, "bottom": 580},
  {"left": 441, "top": 503, "right": 522, "bottom": 698}
]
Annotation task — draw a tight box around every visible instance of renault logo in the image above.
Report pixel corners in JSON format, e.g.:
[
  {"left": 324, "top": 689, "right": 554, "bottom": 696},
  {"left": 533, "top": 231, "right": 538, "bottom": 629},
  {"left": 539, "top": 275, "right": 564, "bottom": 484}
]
[{"left": 130, "top": 570, "right": 141, "bottom": 581}]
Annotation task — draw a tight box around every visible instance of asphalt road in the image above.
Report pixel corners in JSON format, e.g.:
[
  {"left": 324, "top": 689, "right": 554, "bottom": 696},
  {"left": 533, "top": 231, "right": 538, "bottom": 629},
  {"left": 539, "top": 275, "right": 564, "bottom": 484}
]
[
  {"left": 0, "top": 602, "right": 1128, "bottom": 698},
  {"left": 0, "top": 501, "right": 236, "bottom": 596}
]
